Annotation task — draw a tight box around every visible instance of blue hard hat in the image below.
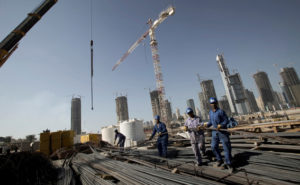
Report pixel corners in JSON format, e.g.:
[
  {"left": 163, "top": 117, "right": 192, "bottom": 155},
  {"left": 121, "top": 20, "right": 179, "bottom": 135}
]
[
  {"left": 209, "top": 97, "right": 218, "bottom": 104},
  {"left": 154, "top": 115, "right": 160, "bottom": 120},
  {"left": 186, "top": 108, "right": 193, "bottom": 114}
]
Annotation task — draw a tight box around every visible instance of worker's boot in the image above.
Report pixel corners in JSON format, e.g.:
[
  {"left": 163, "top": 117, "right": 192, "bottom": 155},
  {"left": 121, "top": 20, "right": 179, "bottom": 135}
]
[
  {"left": 195, "top": 161, "right": 202, "bottom": 166},
  {"left": 226, "top": 164, "right": 234, "bottom": 174},
  {"left": 213, "top": 160, "right": 223, "bottom": 168}
]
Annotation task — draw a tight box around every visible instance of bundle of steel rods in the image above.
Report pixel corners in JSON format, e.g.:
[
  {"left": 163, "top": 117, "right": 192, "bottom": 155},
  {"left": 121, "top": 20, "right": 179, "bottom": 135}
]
[{"left": 71, "top": 152, "right": 222, "bottom": 185}]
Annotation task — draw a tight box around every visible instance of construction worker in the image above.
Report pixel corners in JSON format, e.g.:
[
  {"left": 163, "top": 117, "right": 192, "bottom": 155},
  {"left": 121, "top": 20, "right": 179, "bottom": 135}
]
[
  {"left": 204, "top": 97, "right": 233, "bottom": 172},
  {"left": 183, "top": 108, "right": 206, "bottom": 166},
  {"left": 149, "top": 115, "right": 168, "bottom": 158},
  {"left": 114, "top": 129, "right": 126, "bottom": 152}
]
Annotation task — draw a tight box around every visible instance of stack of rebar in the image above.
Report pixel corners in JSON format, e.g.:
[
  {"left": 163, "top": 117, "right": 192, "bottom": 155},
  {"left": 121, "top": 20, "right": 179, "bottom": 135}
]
[{"left": 71, "top": 152, "right": 222, "bottom": 185}]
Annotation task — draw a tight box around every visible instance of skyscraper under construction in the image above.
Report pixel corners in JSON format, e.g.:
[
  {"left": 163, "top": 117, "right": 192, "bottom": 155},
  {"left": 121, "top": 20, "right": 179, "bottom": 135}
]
[
  {"left": 115, "top": 96, "right": 129, "bottom": 123},
  {"left": 186, "top": 99, "right": 196, "bottom": 113},
  {"left": 200, "top": 80, "right": 217, "bottom": 117},
  {"left": 279, "top": 67, "right": 300, "bottom": 107},
  {"left": 71, "top": 97, "right": 81, "bottom": 135},
  {"left": 253, "top": 71, "right": 280, "bottom": 111},
  {"left": 150, "top": 90, "right": 161, "bottom": 118},
  {"left": 216, "top": 54, "right": 248, "bottom": 115}
]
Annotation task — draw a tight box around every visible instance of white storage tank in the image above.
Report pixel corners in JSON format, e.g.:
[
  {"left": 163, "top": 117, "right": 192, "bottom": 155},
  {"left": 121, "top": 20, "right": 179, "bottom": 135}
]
[
  {"left": 120, "top": 119, "right": 145, "bottom": 147},
  {"left": 101, "top": 125, "right": 119, "bottom": 145}
]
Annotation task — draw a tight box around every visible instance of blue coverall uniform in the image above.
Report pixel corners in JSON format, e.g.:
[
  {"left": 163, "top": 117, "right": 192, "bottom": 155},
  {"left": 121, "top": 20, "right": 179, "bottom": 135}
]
[
  {"left": 207, "top": 108, "right": 232, "bottom": 165},
  {"left": 150, "top": 122, "right": 168, "bottom": 157},
  {"left": 115, "top": 132, "right": 126, "bottom": 150}
]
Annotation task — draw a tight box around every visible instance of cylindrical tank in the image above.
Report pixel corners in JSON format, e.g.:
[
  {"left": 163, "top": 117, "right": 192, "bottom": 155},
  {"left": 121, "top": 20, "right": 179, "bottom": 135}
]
[
  {"left": 101, "top": 125, "right": 118, "bottom": 145},
  {"left": 120, "top": 119, "right": 145, "bottom": 147}
]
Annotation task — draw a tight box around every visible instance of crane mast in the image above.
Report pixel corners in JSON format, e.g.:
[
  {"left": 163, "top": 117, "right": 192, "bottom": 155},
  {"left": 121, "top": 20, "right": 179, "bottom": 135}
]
[
  {"left": 0, "top": 0, "right": 57, "bottom": 68},
  {"left": 148, "top": 19, "right": 168, "bottom": 124}
]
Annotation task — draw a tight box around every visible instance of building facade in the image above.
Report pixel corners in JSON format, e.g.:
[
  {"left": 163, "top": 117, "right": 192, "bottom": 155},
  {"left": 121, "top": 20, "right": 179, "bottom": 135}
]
[
  {"left": 198, "top": 92, "right": 208, "bottom": 120},
  {"left": 218, "top": 95, "right": 232, "bottom": 116},
  {"left": 244, "top": 89, "right": 260, "bottom": 113},
  {"left": 216, "top": 54, "right": 248, "bottom": 115},
  {"left": 71, "top": 97, "right": 81, "bottom": 135},
  {"left": 253, "top": 71, "right": 280, "bottom": 111},
  {"left": 115, "top": 96, "right": 129, "bottom": 123},
  {"left": 150, "top": 90, "right": 161, "bottom": 118},
  {"left": 165, "top": 99, "right": 173, "bottom": 122},
  {"left": 280, "top": 67, "right": 300, "bottom": 107},
  {"left": 186, "top": 99, "right": 196, "bottom": 113}
]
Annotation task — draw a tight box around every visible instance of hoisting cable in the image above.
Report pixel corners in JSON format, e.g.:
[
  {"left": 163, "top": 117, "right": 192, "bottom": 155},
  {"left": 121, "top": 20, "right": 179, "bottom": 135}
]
[{"left": 90, "top": 0, "right": 94, "bottom": 110}]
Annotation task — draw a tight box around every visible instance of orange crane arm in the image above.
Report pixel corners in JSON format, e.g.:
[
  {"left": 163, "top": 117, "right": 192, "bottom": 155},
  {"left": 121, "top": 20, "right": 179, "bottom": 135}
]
[{"left": 0, "top": 0, "right": 57, "bottom": 68}]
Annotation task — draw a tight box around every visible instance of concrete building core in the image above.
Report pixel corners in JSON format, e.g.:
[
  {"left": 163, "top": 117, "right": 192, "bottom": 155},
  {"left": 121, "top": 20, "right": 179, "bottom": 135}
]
[
  {"left": 200, "top": 80, "right": 217, "bottom": 117},
  {"left": 218, "top": 95, "right": 232, "bottom": 116},
  {"left": 216, "top": 54, "right": 248, "bottom": 115},
  {"left": 186, "top": 99, "right": 196, "bottom": 113},
  {"left": 198, "top": 92, "right": 208, "bottom": 120},
  {"left": 71, "top": 97, "right": 81, "bottom": 135},
  {"left": 165, "top": 100, "right": 173, "bottom": 122},
  {"left": 253, "top": 71, "right": 280, "bottom": 111},
  {"left": 244, "top": 89, "right": 260, "bottom": 113},
  {"left": 280, "top": 67, "right": 300, "bottom": 107},
  {"left": 115, "top": 96, "right": 129, "bottom": 123},
  {"left": 150, "top": 90, "right": 161, "bottom": 118}
]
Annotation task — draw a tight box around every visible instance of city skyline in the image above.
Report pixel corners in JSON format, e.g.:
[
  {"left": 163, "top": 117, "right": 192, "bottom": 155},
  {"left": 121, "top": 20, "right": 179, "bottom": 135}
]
[{"left": 1, "top": 0, "right": 300, "bottom": 138}]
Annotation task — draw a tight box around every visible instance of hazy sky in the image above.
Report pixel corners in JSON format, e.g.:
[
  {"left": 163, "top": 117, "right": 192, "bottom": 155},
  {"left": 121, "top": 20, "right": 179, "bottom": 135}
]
[{"left": 0, "top": 0, "right": 299, "bottom": 138}]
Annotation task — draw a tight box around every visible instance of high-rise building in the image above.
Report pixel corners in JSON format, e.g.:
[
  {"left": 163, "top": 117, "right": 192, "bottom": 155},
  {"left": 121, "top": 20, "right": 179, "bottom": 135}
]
[
  {"left": 216, "top": 54, "right": 248, "bottom": 115},
  {"left": 195, "top": 107, "right": 201, "bottom": 117},
  {"left": 71, "top": 97, "right": 81, "bottom": 135},
  {"left": 273, "top": 91, "right": 288, "bottom": 110},
  {"left": 244, "top": 89, "right": 260, "bottom": 113},
  {"left": 150, "top": 90, "right": 161, "bottom": 118},
  {"left": 200, "top": 80, "right": 217, "bottom": 116},
  {"left": 198, "top": 92, "right": 208, "bottom": 120},
  {"left": 256, "top": 97, "right": 264, "bottom": 111},
  {"left": 172, "top": 113, "right": 177, "bottom": 121},
  {"left": 115, "top": 96, "right": 129, "bottom": 123},
  {"left": 165, "top": 99, "right": 172, "bottom": 122},
  {"left": 186, "top": 99, "right": 196, "bottom": 113},
  {"left": 218, "top": 95, "right": 232, "bottom": 116},
  {"left": 253, "top": 71, "right": 280, "bottom": 111},
  {"left": 280, "top": 67, "right": 300, "bottom": 107},
  {"left": 175, "top": 108, "right": 181, "bottom": 120}
]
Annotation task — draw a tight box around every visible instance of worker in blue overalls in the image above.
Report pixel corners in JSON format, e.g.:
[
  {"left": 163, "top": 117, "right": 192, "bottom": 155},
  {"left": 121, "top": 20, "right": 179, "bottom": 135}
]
[
  {"left": 114, "top": 129, "right": 126, "bottom": 152},
  {"left": 149, "top": 115, "right": 168, "bottom": 158},
  {"left": 204, "top": 97, "right": 234, "bottom": 173}
]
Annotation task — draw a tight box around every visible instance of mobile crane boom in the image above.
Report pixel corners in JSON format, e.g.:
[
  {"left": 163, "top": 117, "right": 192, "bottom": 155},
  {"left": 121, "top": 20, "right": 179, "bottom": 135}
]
[{"left": 0, "top": 0, "right": 57, "bottom": 68}]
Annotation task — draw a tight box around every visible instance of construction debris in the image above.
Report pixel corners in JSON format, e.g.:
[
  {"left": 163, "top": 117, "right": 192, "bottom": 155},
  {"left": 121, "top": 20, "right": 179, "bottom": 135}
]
[{"left": 0, "top": 152, "right": 58, "bottom": 185}]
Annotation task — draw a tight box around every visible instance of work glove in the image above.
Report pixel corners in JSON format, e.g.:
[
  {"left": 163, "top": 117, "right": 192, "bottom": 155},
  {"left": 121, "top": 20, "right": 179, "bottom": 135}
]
[
  {"left": 203, "top": 122, "right": 208, "bottom": 127},
  {"left": 158, "top": 132, "right": 162, "bottom": 136},
  {"left": 183, "top": 126, "right": 188, "bottom": 132},
  {"left": 217, "top": 124, "right": 222, "bottom": 130},
  {"left": 197, "top": 125, "right": 203, "bottom": 131}
]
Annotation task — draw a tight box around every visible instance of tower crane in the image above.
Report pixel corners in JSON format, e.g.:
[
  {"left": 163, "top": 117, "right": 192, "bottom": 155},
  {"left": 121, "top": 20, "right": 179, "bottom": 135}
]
[
  {"left": 0, "top": 0, "right": 57, "bottom": 68},
  {"left": 112, "top": 6, "right": 175, "bottom": 125}
]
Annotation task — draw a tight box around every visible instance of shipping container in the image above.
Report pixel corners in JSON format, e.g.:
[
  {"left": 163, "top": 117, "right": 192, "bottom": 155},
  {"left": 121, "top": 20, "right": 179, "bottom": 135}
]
[
  {"left": 61, "top": 130, "right": 74, "bottom": 148},
  {"left": 50, "top": 131, "right": 62, "bottom": 153},
  {"left": 80, "top": 134, "right": 100, "bottom": 145},
  {"left": 40, "top": 132, "right": 51, "bottom": 155}
]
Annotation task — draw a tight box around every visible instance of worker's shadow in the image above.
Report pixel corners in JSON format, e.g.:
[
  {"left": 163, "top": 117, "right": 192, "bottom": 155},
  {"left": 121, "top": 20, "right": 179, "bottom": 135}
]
[{"left": 231, "top": 151, "right": 261, "bottom": 168}]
